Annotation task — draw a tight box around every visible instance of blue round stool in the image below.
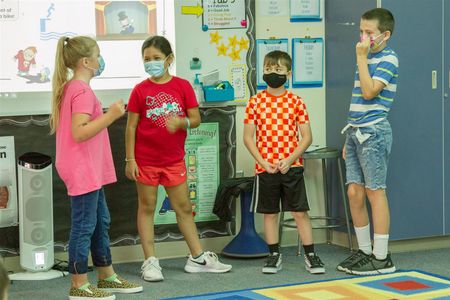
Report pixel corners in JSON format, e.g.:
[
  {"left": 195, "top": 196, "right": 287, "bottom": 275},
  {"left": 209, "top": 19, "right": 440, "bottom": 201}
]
[{"left": 222, "top": 190, "right": 269, "bottom": 258}]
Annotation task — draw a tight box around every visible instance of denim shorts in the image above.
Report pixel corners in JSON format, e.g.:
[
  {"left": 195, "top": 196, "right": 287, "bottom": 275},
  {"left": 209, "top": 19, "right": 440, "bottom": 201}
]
[{"left": 344, "top": 120, "right": 393, "bottom": 190}]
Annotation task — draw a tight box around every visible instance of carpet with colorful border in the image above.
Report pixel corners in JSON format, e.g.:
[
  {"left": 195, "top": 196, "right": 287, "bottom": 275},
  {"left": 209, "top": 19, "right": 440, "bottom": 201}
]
[{"left": 164, "top": 270, "right": 450, "bottom": 300}]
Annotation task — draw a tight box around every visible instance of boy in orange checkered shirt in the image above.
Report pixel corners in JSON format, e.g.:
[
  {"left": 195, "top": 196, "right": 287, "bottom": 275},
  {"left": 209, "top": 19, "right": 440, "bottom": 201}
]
[{"left": 244, "top": 50, "right": 325, "bottom": 275}]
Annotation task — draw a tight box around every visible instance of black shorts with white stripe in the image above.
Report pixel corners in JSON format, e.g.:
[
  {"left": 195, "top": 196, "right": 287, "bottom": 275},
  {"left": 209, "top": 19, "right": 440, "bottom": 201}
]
[{"left": 251, "top": 166, "right": 309, "bottom": 214}]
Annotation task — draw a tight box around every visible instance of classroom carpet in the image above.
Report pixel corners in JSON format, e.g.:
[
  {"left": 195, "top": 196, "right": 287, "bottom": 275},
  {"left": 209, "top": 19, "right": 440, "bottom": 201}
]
[{"left": 164, "top": 270, "right": 450, "bottom": 300}]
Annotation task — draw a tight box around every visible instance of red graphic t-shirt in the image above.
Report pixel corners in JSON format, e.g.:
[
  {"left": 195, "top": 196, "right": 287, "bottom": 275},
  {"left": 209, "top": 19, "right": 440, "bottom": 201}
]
[{"left": 127, "top": 76, "right": 198, "bottom": 167}]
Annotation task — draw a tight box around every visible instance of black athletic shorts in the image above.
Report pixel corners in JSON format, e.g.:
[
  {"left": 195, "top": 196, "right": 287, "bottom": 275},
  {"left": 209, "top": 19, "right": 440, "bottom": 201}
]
[{"left": 251, "top": 166, "right": 309, "bottom": 213}]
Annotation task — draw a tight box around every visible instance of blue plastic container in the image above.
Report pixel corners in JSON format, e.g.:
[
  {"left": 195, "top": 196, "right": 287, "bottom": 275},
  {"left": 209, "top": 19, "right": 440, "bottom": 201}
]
[{"left": 203, "top": 81, "right": 234, "bottom": 102}]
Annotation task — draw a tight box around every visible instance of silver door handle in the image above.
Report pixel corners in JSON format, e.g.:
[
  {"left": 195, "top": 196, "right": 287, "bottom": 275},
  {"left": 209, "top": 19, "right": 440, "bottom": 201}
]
[
  {"left": 337, "top": 22, "right": 355, "bottom": 26},
  {"left": 432, "top": 70, "right": 437, "bottom": 89}
]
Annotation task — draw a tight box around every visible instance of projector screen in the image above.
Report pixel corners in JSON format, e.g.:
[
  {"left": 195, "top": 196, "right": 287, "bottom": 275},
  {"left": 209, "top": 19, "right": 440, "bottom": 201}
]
[{"left": 0, "top": 0, "right": 175, "bottom": 116}]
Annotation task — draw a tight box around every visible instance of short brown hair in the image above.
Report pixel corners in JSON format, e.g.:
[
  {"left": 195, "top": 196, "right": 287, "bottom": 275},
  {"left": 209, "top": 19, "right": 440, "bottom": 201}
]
[
  {"left": 362, "top": 8, "right": 395, "bottom": 35},
  {"left": 264, "top": 50, "right": 292, "bottom": 71}
]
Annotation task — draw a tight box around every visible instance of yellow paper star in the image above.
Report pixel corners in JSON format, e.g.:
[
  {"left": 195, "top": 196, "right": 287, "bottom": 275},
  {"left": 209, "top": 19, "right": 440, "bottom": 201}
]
[
  {"left": 228, "top": 35, "right": 238, "bottom": 48},
  {"left": 229, "top": 48, "right": 241, "bottom": 61},
  {"left": 217, "top": 43, "right": 229, "bottom": 56},
  {"left": 210, "top": 31, "right": 222, "bottom": 45},
  {"left": 239, "top": 37, "right": 249, "bottom": 50}
]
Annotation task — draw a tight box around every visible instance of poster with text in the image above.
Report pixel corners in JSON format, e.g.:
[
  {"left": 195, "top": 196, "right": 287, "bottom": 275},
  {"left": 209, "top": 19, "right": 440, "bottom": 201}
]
[
  {"left": 202, "top": 0, "right": 246, "bottom": 30},
  {"left": 154, "top": 122, "right": 220, "bottom": 225}
]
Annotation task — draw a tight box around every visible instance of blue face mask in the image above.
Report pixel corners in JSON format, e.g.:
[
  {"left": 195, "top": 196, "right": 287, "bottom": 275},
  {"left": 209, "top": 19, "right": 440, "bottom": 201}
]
[
  {"left": 144, "top": 57, "right": 168, "bottom": 77},
  {"left": 87, "top": 55, "right": 105, "bottom": 77}
]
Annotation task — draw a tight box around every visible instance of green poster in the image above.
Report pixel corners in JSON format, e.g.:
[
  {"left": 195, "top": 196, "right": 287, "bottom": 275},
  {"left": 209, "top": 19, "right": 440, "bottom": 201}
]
[{"left": 154, "top": 122, "right": 220, "bottom": 225}]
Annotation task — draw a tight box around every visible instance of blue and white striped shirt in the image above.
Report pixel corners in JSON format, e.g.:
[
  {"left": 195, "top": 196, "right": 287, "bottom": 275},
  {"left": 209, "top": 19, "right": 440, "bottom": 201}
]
[{"left": 347, "top": 47, "right": 399, "bottom": 126}]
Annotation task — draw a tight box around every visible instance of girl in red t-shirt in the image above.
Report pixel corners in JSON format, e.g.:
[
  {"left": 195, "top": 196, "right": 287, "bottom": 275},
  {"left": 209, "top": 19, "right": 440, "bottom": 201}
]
[{"left": 125, "top": 36, "right": 231, "bottom": 282}]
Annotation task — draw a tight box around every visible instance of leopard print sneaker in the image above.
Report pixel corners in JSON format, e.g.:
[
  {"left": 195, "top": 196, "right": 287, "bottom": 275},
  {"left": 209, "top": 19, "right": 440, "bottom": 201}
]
[
  {"left": 97, "top": 274, "right": 143, "bottom": 294},
  {"left": 69, "top": 284, "right": 115, "bottom": 300}
]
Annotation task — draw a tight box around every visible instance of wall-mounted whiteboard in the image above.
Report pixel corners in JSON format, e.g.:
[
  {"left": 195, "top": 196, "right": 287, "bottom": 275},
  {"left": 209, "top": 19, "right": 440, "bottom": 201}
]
[
  {"left": 0, "top": 0, "right": 174, "bottom": 116},
  {"left": 292, "top": 38, "right": 323, "bottom": 88}
]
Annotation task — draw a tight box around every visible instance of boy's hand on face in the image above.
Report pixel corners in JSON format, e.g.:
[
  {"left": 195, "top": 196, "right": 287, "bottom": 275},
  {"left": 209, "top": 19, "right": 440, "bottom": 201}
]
[
  {"left": 263, "top": 161, "right": 278, "bottom": 174},
  {"left": 356, "top": 38, "right": 370, "bottom": 57}
]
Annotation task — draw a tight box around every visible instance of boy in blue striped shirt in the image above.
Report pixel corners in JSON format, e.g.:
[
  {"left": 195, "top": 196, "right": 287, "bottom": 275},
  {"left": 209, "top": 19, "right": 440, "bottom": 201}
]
[{"left": 338, "top": 8, "right": 398, "bottom": 275}]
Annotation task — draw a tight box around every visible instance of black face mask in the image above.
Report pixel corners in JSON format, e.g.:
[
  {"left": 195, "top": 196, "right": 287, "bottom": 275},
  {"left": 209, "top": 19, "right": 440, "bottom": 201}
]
[{"left": 263, "top": 73, "right": 287, "bottom": 88}]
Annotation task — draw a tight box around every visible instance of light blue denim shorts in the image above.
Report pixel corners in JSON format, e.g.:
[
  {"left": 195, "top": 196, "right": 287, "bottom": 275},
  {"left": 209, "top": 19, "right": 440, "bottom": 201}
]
[{"left": 344, "top": 120, "right": 392, "bottom": 190}]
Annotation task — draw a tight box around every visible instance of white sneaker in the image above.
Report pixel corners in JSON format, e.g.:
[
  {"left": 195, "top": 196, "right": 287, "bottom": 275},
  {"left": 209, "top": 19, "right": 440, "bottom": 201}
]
[
  {"left": 184, "top": 251, "right": 232, "bottom": 273},
  {"left": 141, "top": 256, "right": 164, "bottom": 281}
]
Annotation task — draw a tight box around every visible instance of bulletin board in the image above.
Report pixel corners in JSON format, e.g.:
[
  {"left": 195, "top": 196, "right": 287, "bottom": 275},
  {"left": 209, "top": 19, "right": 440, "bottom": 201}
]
[{"left": 175, "top": 0, "right": 256, "bottom": 104}]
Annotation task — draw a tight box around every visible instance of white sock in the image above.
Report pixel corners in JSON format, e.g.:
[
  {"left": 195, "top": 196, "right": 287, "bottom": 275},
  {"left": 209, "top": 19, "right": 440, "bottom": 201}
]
[
  {"left": 354, "top": 224, "right": 372, "bottom": 255},
  {"left": 373, "top": 233, "right": 389, "bottom": 260}
]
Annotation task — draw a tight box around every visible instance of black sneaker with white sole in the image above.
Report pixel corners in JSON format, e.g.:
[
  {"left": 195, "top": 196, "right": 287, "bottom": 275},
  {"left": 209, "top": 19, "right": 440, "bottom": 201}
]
[
  {"left": 262, "top": 253, "right": 282, "bottom": 274},
  {"left": 346, "top": 253, "right": 396, "bottom": 275},
  {"left": 304, "top": 253, "right": 325, "bottom": 274},
  {"left": 337, "top": 250, "right": 371, "bottom": 272}
]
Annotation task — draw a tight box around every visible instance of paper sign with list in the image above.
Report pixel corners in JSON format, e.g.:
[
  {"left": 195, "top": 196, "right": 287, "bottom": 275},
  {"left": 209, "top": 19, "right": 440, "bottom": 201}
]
[
  {"left": 292, "top": 38, "right": 323, "bottom": 87},
  {"left": 202, "top": 0, "right": 246, "bottom": 30}
]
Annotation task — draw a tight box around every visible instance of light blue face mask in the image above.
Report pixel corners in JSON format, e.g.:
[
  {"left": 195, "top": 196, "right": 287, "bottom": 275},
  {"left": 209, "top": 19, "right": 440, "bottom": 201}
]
[
  {"left": 87, "top": 55, "right": 105, "bottom": 77},
  {"left": 144, "top": 57, "right": 168, "bottom": 77}
]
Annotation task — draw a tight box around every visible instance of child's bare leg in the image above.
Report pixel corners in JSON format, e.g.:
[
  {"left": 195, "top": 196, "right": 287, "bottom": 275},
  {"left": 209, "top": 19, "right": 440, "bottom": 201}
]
[
  {"left": 366, "top": 188, "right": 390, "bottom": 259},
  {"left": 165, "top": 183, "right": 203, "bottom": 257},
  {"left": 263, "top": 213, "right": 279, "bottom": 245},
  {"left": 291, "top": 211, "right": 313, "bottom": 245},
  {"left": 348, "top": 183, "right": 368, "bottom": 227},
  {"left": 348, "top": 183, "right": 372, "bottom": 254},
  {"left": 136, "top": 183, "right": 158, "bottom": 258},
  {"left": 366, "top": 189, "right": 390, "bottom": 234}
]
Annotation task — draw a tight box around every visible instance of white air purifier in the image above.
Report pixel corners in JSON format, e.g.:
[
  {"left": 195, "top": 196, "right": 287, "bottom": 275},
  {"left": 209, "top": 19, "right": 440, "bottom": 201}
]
[{"left": 9, "top": 152, "right": 66, "bottom": 280}]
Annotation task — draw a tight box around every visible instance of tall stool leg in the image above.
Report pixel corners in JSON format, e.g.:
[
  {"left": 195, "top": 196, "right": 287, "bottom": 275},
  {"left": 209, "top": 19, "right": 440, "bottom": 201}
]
[
  {"left": 297, "top": 232, "right": 302, "bottom": 256},
  {"left": 278, "top": 211, "right": 284, "bottom": 247},
  {"left": 338, "top": 157, "right": 353, "bottom": 251},
  {"left": 321, "top": 158, "right": 331, "bottom": 244}
]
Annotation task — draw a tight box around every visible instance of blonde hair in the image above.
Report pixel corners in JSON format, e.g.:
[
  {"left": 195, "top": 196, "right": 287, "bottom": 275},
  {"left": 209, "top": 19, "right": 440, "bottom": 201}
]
[{"left": 49, "top": 36, "right": 98, "bottom": 134}]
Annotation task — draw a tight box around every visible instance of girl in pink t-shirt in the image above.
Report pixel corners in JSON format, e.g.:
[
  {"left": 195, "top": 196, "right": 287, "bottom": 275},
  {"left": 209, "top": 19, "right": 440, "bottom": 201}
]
[
  {"left": 50, "top": 36, "right": 142, "bottom": 299},
  {"left": 125, "top": 36, "right": 232, "bottom": 281}
]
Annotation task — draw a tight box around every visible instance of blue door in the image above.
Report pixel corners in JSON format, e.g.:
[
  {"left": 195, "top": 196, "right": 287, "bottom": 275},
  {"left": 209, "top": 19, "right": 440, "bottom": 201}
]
[
  {"left": 444, "top": 0, "right": 450, "bottom": 234},
  {"left": 382, "top": 0, "right": 444, "bottom": 239},
  {"left": 325, "top": 0, "right": 376, "bottom": 149},
  {"left": 324, "top": 0, "right": 377, "bottom": 231}
]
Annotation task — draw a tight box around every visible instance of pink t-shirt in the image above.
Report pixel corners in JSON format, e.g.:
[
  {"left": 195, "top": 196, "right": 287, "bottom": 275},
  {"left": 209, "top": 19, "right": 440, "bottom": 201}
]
[
  {"left": 55, "top": 80, "right": 116, "bottom": 196},
  {"left": 127, "top": 76, "right": 198, "bottom": 167}
]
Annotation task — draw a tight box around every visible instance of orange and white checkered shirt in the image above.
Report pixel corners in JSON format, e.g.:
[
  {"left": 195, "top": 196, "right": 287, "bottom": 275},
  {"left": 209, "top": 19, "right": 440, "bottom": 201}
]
[{"left": 244, "top": 90, "right": 310, "bottom": 174}]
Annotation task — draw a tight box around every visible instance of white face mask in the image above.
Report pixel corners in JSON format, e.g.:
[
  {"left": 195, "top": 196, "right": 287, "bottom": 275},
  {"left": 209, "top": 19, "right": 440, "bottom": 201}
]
[{"left": 144, "top": 57, "right": 168, "bottom": 77}]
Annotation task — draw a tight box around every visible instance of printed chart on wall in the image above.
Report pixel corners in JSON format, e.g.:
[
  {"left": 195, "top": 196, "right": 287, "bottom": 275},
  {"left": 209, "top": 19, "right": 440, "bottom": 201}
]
[
  {"left": 154, "top": 123, "right": 220, "bottom": 225},
  {"left": 201, "top": 0, "right": 247, "bottom": 30},
  {"left": 292, "top": 38, "right": 324, "bottom": 87},
  {"left": 0, "top": 0, "right": 157, "bottom": 93}
]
